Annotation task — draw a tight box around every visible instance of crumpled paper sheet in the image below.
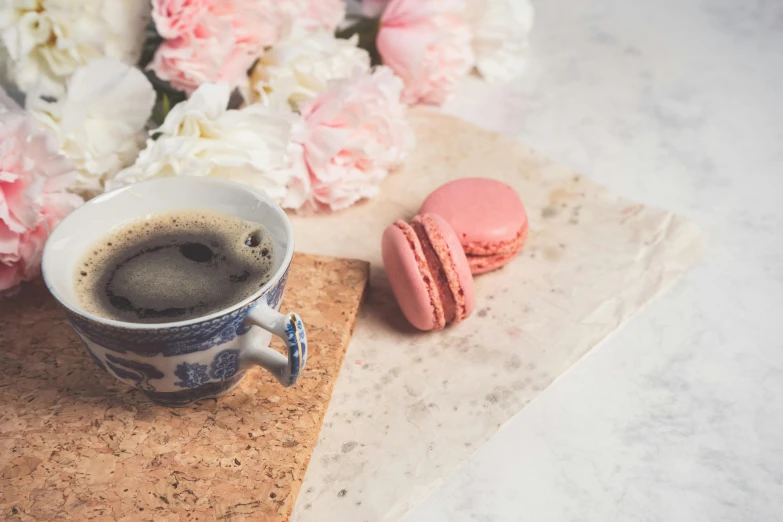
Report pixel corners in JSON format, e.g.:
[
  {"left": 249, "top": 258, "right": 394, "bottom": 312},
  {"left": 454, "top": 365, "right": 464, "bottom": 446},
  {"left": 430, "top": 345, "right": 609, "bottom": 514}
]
[{"left": 288, "top": 109, "right": 703, "bottom": 521}]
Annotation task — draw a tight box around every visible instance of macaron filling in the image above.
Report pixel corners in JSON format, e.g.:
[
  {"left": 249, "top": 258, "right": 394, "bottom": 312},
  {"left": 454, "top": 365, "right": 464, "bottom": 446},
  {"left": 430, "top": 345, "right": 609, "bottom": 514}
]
[
  {"left": 412, "top": 215, "right": 468, "bottom": 323},
  {"left": 392, "top": 220, "right": 446, "bottom": 329},
  {"left": 467, "top": 251, "right": 516, "bottom": 274},
  {"left": 411, "top": 217, "right": 458, "bottom": 324},
  {"left": 462, "top": 221, "right": 528, "bottom": 257}
]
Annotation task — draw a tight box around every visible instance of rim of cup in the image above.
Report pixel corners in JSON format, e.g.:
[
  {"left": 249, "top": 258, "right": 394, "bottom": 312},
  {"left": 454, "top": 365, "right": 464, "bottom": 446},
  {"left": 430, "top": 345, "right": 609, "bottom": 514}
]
[{"left": 41, "top": 177, "right": 295, "bottom": 330}]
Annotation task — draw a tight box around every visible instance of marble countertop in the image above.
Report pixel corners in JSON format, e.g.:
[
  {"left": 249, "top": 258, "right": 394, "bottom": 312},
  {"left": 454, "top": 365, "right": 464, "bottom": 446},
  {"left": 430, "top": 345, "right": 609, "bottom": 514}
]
[{"left": 403, "top": 0, "right": 783, "bottom": 520}]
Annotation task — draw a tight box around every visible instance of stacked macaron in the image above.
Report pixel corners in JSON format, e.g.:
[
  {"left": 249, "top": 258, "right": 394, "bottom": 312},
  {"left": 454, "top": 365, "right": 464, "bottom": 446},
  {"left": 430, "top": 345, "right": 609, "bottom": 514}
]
[
  {"left": 382, "top": 214, "right": 475, "bottom": 331},
  {"left": 382, "top": 178, "right": 527, "bottom": 331},
  {"left": 420, "top": 178, "right": 528, "bottom": 275}
]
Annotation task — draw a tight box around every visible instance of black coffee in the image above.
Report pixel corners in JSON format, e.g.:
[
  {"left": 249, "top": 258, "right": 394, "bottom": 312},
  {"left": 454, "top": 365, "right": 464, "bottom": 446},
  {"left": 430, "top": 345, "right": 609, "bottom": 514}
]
[{"left": 75, "top": 210, "right": 275, "bottom": 324}]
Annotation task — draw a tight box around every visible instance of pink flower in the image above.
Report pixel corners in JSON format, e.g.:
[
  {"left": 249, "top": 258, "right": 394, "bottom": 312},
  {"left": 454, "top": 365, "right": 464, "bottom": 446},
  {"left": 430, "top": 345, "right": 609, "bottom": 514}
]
[
  {"left": 0, "top": 91, "right": 82, "bottom": 296},
  {"left": 377, "top": 0, "right": 474, "bottom": 105},
  {"left": 362, "top": 0, "right": 390, "bottom": 18},
  {"left": 289, "top": 66, "right": 415, "bottom": 211},
  {"left": 149, "top": 0, "right": 280, "bottom": 94},
  {"left": 294, "top": 0, "right": 346, "bottom": 32}
]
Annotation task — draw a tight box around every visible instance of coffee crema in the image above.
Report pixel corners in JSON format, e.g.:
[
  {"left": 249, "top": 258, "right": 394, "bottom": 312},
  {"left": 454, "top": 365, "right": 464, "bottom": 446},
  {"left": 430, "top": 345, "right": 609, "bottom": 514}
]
[{"left": 75, "top": 210, "right": 275, "bottom": 324}]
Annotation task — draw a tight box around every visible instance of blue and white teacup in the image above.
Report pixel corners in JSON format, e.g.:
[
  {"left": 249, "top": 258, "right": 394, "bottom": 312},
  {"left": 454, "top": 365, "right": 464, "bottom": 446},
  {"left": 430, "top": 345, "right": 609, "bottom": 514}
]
[{"left": 42, "top": 177, "right": 307, "bottom": 407}]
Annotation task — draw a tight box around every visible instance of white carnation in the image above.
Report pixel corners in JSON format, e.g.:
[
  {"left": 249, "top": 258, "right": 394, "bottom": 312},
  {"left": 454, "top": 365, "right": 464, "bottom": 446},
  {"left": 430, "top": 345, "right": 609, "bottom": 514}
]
[
  {"left": 0, "top": 0, "right": 150, "bottom": 95},
  {"left": 468, "top": 0, "right": 534, "bottom": 82},
  {"left": 279, "top": 119, "right": 310, "bottom": 210},
  {"left": 27, "top": 58, "right": 155, "bottom": 196},
  {"left": 107, "top": 84, "right": 295, "bottom": 204},
  {"left": 247, "top": 30, "right": 370, "bottom": 111}
]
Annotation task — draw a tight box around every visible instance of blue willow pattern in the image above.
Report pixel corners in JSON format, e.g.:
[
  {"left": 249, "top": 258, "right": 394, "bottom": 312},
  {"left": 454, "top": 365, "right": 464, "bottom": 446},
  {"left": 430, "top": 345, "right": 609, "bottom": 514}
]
[
  {"left": 66, "top": 269, "right": 289, "bottom": 357},
  {"left": 283, "top": 314, "right": 308, "bottom": 386},
  {"left": 104, "top": 353, "right": 165, "bottom": 391},
  {"left": 66, "top": 266, "right": 294, "bottom": 405},
  {"left": 210, "top": 349, "right": 241, "bottom": 380},
  {"left": 174, "top": 362, "right": 210, "bottom": 389}
]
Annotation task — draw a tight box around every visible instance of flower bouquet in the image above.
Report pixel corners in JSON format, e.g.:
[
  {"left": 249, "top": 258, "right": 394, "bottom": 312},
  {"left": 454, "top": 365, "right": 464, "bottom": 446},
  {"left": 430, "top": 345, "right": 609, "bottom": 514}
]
[{"left": 0, "top": 0, "right": 533, "bottom": 295}]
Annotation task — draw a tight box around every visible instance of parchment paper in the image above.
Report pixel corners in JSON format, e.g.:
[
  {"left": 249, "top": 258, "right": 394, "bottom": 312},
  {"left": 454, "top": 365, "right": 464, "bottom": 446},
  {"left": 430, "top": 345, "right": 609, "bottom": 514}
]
[{"left": 289, "top": 109, "right": 703, "bottom": 521}]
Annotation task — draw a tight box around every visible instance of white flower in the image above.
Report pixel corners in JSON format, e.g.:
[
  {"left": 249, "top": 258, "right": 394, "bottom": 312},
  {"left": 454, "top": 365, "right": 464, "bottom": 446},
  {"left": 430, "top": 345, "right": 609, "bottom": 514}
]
[
  {"left": 247, "top": 30, "right": 370, "bottom": 111},
  {"left": 26, "top": 58, "right": 155, "bottom": 196},
  {"left": 467, "top": 0, "right": 534, "bottom": 82},
  {"left": 0, "top": 0, "right": 150, "bottom": 95},
  {"left": 279, "top": 119, "right": 310, "bottom": 210},
  {"left": 107, "top": 83, "right": 295, "bottom": 204}
]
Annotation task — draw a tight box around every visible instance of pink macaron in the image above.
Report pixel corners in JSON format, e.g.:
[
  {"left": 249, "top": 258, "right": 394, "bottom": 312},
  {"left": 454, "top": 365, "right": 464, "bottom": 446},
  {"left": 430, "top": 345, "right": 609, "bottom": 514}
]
[
  {"left": 420, "top": 178, "right": 528, "bottom": 274},
  {"left": 382, "top": 213, "right": 475, "bottom": 331}
]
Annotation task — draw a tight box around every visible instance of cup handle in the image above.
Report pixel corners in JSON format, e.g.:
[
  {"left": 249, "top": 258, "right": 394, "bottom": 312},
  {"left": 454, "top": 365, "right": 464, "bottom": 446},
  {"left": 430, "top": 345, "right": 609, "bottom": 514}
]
[{"left": 240, "top": 302, "right": 307, "bottom": 387}]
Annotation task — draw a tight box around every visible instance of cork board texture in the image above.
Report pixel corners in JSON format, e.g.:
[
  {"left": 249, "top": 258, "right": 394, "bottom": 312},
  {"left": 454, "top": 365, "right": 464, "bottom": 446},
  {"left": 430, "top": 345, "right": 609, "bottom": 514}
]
[{"left": 0, "top": 253, "right": 369, "bottom": 521}]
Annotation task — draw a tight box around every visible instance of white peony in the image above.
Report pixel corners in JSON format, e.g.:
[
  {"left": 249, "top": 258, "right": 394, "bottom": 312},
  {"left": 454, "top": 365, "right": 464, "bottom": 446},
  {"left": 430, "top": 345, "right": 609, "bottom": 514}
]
[
  {"left": 107, "top": 83, "right": 296, "bottom": 204},
  {"left": 247, "top": 29, "right": 370, "bottom": 111},
  {"left": 467, "top": 0, "right": 534, "bottom": 82},
  {"left": 26, "top": 58, "right": 155, "bottom": 196},
  {"left": 278, "top": 119, "right": 310, "bottom": 210},
  {"left": 0, "top": 0, "right": 150, "bottom": 96}
]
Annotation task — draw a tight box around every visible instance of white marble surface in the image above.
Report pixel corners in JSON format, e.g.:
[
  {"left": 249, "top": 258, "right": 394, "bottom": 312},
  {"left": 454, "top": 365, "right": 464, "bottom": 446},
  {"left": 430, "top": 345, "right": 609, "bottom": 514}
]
[{"left": 403, "top": 0, "right": 783, "bottom": 521}]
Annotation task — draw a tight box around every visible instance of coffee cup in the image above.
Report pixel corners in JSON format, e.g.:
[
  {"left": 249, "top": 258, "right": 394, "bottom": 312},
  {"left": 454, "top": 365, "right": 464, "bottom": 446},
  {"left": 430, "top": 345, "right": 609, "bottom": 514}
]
[{"left": 41, "top": 177, "right": 307, "bottom": 406}]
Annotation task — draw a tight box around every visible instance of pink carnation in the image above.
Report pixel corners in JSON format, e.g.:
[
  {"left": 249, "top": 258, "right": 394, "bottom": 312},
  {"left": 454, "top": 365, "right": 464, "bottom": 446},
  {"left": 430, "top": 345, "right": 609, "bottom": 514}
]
[
  {"left": 0, "top": 92, "right": 82, "bottom": 296},
  {"left": 362, "top": 0, "right": 390, "bottom": 18},
  {"left": 294, "top": 0, "right": 346, "bottom": 32},
  {"left": 377, "top": 0, "right": 474, "bottom": 105},
  {"left": 289, "top": 66, "right": 414, "bottom": 212},
  {"left": 150, "top": 0, "right": 280, "bottom": 94}
]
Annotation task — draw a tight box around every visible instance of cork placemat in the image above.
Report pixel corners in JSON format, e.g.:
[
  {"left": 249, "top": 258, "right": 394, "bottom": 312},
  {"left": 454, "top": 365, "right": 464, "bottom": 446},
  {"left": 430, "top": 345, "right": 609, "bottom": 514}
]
[{"left": 0, "top": 253, "right": 369, "bottom": 521}]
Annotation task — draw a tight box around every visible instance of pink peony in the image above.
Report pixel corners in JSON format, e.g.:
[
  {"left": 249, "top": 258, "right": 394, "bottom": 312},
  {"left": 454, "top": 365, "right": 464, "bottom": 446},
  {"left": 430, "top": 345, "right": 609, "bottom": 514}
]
[
  {"left": 289, "top": 66, "right": 415, "bottom": 211},
  {"left": 149, "top": 0, "right": 281, "bottom": 94},
  {"left": 0, "top": 91, "right": 83, "bottom": 296},
  {"left": 362, "top": 0, "right": 390, "bottom": 18},
  {"left": 376, "top": 0, "right": 474, "bottom": 105},
  {"left": 295, "top": 0, "right": 346, "bottom": 32}
]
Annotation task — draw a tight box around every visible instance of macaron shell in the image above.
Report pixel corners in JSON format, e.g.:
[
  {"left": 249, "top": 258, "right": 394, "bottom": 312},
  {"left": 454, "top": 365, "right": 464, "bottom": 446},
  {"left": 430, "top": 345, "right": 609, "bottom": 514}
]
[
  {"left": 414, "top": 213, "right": 475, "bottom": 322},
  {"left": 466, "top": 224, "right": 528, "bottom": 274},
  {"left": 420, "top": 178, "right": 528, "bottom": 246},
  {"left": 468, "top": 252, "right": 518, "bottom": 274},
  {"left": 382, "top": 221, "right": 445, "bottom": 331},
  {"left": 463, "top": 220, "right": 528, "bottom": 257}
]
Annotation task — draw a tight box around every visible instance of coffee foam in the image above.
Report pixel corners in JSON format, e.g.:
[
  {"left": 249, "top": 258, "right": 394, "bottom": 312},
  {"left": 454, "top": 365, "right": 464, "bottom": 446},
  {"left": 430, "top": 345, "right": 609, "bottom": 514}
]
[{"left": 75, "top": 210, "right": 275, "bottom": 324}]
